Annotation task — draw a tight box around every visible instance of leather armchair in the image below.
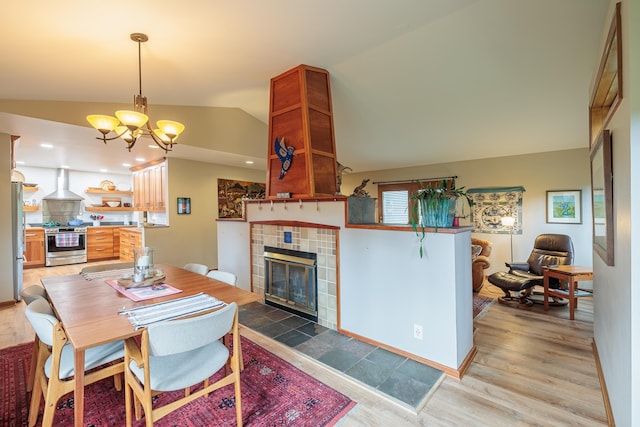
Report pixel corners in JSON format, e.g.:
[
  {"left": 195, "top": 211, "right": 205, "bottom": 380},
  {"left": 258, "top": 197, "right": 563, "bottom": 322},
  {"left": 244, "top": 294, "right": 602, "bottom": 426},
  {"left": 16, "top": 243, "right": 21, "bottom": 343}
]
[
  {"left": 471, "top": 237, "right": 492, "bottom": 292},
  {"left": 487, "top": 233, "right": 574, "bottom": 306}
]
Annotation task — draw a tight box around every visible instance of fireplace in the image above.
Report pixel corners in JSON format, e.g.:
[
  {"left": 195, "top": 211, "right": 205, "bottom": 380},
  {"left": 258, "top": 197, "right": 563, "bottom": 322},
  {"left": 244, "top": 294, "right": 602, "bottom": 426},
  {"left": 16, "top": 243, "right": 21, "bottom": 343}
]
[{"left": 263, "top": 246, "right": 318, "bottom": 321}]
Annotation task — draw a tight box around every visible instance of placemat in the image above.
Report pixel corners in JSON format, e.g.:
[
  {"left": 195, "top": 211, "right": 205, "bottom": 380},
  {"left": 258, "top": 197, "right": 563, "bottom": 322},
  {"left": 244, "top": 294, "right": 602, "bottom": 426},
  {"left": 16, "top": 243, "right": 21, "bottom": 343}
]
[
  {"left": 105, "top": 279, "right": 182, "bottom": 302},
  {"left": 119, "top": 292, "right": 225, "bottom": 329}
]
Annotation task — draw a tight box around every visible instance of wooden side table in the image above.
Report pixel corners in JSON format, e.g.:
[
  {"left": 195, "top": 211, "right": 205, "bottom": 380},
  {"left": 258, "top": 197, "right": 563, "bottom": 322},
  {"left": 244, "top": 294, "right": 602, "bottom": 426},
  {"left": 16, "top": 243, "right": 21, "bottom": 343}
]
[{"left": 543, "top": 265, "right": 593, "bottom": 320}]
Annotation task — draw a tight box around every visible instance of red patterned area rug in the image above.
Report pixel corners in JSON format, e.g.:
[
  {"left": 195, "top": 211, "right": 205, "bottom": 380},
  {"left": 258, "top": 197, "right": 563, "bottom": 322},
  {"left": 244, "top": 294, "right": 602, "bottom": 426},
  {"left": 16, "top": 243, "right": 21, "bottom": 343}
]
[
  {"left": 0, "top": 337, "right": 357, "bottom": 427},
  {"left": 473, "top": 294, "right": 496, "bottom": 319}
]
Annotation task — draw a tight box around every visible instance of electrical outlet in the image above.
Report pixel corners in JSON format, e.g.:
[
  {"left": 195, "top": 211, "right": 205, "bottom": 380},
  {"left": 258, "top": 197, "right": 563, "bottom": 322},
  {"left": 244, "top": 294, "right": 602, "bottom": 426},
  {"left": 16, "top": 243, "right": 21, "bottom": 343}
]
[{"left": 413, "top": 324, "right": 423, "bottom": 340}]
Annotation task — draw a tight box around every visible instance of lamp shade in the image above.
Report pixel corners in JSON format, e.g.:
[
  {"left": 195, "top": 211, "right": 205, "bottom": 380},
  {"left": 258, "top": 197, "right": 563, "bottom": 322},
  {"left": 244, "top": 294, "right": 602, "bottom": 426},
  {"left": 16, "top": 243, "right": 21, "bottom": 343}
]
[
  {"left": 115, "top": 110, "right": 148, "bottom": 130},
  {"left": 87, "top": 115, "right": 120, "bottom": 134},
  {"left": 156, "top": 120, "right": 185, "bottom": 139},
  {"left": 501, "top": 216, "right": 515, "bottom": 227}
]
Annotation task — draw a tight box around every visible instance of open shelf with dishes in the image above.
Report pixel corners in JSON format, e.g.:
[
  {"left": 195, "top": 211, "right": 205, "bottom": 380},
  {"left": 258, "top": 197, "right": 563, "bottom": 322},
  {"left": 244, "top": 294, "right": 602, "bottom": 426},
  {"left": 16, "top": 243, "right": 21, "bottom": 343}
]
[
  {"left": 85, "top": 188, "right": 133, "bottom": 195},
  {"left": 85, "top": 206, "right": 135, "bottom": 212},
  {"left": 23, "top": 206, "right": 39, "bottom": 212}
]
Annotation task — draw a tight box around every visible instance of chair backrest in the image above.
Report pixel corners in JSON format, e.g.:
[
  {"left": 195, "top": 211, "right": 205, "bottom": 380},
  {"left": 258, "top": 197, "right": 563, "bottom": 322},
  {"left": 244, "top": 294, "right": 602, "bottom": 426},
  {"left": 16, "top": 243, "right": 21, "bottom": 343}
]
[
  {"left": 24, "top": 298, "right": 58, "bottom": 347},
  {"left": 471, "top": 237, "right": 492, "bottom": 257},
  {"left": 206, "top": 270, "right": 237, "bottom": 286},
  {"left": 527, "top": 233, "right": 574, "bottom": 275},
  {"left": 21, "top": 285, "right": 48, "bottom": 305},
  {"left": 183, "top": 263, "right": 209, "bottom": 275},
  {"left": 146, "top": 302, "right": 237, "bottom": 357}
]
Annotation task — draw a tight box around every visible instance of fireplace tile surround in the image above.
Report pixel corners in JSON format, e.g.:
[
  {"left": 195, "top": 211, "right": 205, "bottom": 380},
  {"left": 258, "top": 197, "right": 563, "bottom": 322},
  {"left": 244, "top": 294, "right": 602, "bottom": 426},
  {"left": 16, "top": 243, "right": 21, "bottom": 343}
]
[{"left": 251, "top": 223, "right": 338, "bottom": 329}]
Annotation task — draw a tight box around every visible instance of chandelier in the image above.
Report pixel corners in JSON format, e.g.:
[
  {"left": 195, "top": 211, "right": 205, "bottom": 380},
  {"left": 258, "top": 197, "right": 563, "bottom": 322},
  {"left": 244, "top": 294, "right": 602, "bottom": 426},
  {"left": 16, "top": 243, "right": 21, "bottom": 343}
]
[{"left": 86, "top": 33, "right": 185, "bottom": 152}]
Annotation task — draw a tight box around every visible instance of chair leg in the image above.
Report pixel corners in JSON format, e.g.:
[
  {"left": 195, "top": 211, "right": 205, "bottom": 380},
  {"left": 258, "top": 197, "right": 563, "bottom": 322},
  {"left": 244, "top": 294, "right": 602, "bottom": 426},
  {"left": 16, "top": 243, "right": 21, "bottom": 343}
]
[{"left": 26, "top": 335, "right": 40, "bottom": 392}]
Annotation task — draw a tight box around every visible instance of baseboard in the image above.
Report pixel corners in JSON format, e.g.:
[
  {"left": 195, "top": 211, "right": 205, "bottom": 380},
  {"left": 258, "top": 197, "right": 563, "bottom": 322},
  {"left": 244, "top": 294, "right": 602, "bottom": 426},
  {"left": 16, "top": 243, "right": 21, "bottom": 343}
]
[{"left": 592, "top": 338, "right": 616, "bottom": 426}]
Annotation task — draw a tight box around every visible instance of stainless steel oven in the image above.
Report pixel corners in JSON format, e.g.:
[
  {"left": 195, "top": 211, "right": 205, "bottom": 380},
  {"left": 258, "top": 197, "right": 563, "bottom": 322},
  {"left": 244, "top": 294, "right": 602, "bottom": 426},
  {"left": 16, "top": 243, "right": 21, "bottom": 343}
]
[{"left": 44, "top": 226, "right": 87, "bottom": 266}]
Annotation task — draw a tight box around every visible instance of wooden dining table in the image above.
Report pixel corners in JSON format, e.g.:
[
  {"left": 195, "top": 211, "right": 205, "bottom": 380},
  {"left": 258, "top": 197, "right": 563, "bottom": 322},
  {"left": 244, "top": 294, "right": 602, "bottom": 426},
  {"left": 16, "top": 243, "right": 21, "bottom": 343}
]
[{"left": 41, "top": 263, "right": 262, "bottom": 427}]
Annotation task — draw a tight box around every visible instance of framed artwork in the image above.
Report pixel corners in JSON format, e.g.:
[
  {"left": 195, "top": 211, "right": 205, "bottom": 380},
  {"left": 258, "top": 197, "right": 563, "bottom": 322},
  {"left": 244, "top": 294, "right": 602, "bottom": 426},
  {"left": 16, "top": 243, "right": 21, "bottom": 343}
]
[
  {"left": 546, "top": 190, "right": 582, "bottom": 224},
  {"left": 590, "top": 129, "right": 614, "bottom": 265},
  {"left": 177, "top": 197, "right": 191, "bottom": 215},
  {"left": 218, "top": 178, "right": 265, "bottom": 219},
  {"left": 468, "top": 187, "right": 525, "bottom": 234}
]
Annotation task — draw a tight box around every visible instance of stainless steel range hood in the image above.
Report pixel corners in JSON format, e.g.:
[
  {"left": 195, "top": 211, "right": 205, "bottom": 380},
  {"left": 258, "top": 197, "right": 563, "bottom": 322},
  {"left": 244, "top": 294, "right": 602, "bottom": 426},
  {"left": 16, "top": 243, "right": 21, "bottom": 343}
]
[{"left": 42, "top": 169, "right": 84, "bottom": 201}]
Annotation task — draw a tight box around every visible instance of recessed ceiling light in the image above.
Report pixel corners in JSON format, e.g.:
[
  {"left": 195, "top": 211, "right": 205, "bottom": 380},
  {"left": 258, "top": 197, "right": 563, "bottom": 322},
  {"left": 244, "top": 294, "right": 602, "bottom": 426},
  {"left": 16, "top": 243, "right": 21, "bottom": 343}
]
[
  {"left": 148, "top": 145, "right": 159, "bottom": 149},
  {"left": 135, "top": 158, "right": 145, "bottom": 162},
  {"left": 40, "top": 143, "right": 53, "bottom": 148},
  {"left": 100, "top": 169, "right": 108, "bottom": 173},
  {"left": 245, "top": 160, "right": 254, "bottom": 165},
  {"left": 15, "top": 160, "right": 25, "bottom": 165},
  {"left": 122, "top": 163, "right": 132, "bottom": 167}
]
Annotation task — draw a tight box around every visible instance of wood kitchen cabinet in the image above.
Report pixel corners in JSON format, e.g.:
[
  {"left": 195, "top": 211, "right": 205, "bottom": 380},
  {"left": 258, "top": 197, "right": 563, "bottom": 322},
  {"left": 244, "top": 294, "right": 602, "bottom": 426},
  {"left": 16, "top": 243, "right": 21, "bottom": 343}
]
[
  {"left": 23, "top": 228, "right": 45, "bottom": 268},
  {"left": 119, "top": 228, "right": 142, "bottom": 261},
  {"left": 87, "top": 227, "right": 115, "bottom": 261},
  {"left": 132, "top": 159, "right": 166, "bottom": 212}
]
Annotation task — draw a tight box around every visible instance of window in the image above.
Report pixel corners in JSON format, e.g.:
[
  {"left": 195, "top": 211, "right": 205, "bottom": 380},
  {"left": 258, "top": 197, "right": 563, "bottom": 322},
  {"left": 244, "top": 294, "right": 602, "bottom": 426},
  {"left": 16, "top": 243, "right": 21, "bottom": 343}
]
[
  {"left": 378, "top": 179, "right": 454, "bottom": 224},
  {"left": 381, "top": 190, "right": 409, "bottom": 224}
]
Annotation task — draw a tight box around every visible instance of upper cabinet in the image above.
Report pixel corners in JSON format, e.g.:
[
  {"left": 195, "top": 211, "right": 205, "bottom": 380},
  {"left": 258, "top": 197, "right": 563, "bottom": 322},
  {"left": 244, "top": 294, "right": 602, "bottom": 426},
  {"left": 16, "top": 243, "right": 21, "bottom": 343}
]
[{"left": 132, "top": 159, "right": 167, "bottom": 213}]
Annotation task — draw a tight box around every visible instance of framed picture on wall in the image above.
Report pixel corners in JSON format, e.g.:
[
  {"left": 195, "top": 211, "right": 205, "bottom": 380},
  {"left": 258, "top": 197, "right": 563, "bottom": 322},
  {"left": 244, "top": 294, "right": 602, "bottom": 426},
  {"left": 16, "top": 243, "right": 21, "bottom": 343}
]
[
  {"left": 546, "top": 190, "right": 582, "bottom": 224},
  {"left": 177, "top": 197, "right": 191, "bottom": 214},
  {"left": 590, "top": 129, "right": 614, "bottom": 265}
]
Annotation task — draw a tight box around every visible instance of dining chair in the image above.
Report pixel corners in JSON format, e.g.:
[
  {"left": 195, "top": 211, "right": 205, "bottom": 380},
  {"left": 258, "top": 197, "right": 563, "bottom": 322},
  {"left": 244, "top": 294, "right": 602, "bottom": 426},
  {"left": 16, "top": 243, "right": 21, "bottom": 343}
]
[
  {"left": 183, "top": 263, "right": 209, "bottom": 275},
  {"left": 205, "top": 269, "right": 242, "bottom": 370},
  {"left": 206, "top": 269, "right": 237, "bottom": 285},
  {"left": 124, "top": 302, "right": 243, "bottom": 427},
  {"left": 20, "top": 285, "right": 48, "bottom": 393},
  {"left": 24, "top": 298, "right": 125, "bottom": 427}
]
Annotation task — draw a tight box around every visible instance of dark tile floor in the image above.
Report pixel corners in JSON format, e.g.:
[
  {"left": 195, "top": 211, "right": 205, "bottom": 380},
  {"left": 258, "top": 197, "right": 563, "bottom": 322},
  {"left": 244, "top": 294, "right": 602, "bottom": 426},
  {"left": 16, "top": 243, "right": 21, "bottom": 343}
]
[{"left": 238, "top": 302, "right": 444, "bottom": 409}]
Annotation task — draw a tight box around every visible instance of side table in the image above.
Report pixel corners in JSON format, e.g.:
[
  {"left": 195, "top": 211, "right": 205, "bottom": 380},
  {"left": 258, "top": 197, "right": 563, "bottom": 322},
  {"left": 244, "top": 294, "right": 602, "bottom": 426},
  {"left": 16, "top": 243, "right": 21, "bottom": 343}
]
[{"left": 543, "top": 265, "right": 593, "bottom": 320}]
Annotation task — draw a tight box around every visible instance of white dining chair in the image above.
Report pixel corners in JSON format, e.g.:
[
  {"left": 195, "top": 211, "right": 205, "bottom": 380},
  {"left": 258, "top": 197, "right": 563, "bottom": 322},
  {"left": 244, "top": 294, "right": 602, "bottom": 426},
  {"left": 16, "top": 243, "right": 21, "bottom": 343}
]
[
  {"left": 123, "top": 302, "right": 242, "bottom": 427},
  {"left": 206, "top": 269, "right": 237, "bottom": 286},
  {"left": 21, "top": 285, "right": 48, "bottom": 393},
  {"left": 183, "top": 263, "right": 209, "bottom": 275},
  {"left": 24, "top": 299, "right": 125, "bottom": 427}
]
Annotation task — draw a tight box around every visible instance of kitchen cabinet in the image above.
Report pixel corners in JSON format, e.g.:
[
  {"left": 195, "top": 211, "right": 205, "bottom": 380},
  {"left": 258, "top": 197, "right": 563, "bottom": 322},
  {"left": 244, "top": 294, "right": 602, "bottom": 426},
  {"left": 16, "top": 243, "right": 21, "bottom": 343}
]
[
  {"left": 119, "top": 228, "right": 142, "bottom": 261},
  {"left": 24, "top": 228, "right": 45, "bottom": 268},
  {"left": 132, "top": 159, "right": 166, "bottom": 212},
  {"left": 87, "top": 227, "right": 115, "bottom": 261}
]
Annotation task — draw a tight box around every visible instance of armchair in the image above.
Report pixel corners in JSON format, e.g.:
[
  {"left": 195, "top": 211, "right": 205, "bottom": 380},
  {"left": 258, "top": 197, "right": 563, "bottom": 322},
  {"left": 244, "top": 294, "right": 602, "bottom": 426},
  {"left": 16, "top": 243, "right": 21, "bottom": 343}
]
[
  {"left": 487, "top": 234, "right": 574, "bottom": 306},
  {"left": 471, "top": 238, "right": 492, "bottom": 292}
]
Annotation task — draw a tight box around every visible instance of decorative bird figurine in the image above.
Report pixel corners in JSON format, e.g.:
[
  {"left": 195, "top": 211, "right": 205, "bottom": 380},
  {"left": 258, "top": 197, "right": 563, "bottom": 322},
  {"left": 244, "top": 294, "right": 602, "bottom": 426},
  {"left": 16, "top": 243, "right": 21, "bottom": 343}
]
[{"left": 274, "top": 137, "right": 294, "bottom": 179}]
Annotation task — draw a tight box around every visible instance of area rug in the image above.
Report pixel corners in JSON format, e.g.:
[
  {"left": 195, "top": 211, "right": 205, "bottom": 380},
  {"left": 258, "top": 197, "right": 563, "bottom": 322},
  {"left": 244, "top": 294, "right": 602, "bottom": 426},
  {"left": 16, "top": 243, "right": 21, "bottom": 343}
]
[
  {"left": 473, "top": 294, "right": 496, "bottom": 319},
  {"left": 0, "top": 337, "right": 357, "bottom": 427}
]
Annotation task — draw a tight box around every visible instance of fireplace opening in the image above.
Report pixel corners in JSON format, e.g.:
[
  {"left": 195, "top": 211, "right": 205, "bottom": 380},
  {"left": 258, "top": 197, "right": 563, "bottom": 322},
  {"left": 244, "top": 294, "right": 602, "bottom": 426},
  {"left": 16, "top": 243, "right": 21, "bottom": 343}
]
[{"left": 264, "top": 246, "right": 317, "bottom": 322}]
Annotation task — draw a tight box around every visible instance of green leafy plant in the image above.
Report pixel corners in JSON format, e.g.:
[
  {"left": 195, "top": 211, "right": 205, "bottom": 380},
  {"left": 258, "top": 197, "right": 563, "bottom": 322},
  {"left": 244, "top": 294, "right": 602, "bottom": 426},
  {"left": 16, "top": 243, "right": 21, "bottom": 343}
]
[{"left": 410, "top": 179, "right": 472, "bottom": 257}]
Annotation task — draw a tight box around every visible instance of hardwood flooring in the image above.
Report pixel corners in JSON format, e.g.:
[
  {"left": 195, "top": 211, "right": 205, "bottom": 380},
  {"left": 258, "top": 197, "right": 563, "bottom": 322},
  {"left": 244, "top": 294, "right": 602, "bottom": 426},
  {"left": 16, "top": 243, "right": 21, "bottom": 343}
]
[{"left": 1, "top": 266, "right": 607, "bottom": 426}]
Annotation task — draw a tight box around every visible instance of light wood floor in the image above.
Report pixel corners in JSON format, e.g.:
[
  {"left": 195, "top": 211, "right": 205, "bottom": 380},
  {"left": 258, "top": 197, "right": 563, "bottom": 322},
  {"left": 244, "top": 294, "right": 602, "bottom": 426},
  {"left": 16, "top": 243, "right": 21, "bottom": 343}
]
[{"left": 1, "top": 265, "right": 607, "bottom": 426}]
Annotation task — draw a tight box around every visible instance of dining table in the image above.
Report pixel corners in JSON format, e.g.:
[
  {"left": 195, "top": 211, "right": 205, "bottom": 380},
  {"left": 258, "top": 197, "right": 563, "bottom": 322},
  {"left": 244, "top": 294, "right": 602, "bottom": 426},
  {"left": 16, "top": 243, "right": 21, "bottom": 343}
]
[{"left": 41, "top": 263, "right": 263, "bottom": 427}]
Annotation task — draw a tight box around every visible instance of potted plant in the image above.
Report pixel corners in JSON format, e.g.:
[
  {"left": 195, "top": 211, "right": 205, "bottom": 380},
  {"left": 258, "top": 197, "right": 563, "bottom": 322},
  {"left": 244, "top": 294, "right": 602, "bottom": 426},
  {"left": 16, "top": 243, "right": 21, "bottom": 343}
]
[{"left": 410, "top": 179, "right": 472, "bottom": 257}]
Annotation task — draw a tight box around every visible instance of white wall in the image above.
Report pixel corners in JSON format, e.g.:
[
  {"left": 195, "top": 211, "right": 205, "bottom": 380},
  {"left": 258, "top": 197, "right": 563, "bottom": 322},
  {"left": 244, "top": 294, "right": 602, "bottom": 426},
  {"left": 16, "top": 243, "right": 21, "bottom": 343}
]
[
  {"left": 0, "top": 134, "right": 15, "bottom": 302},
  {"left": 18, "top": 166, "right": 132, "bottom": 225},
  {"left": 592, "top": 1, "right": 638, "bottom": 425}
]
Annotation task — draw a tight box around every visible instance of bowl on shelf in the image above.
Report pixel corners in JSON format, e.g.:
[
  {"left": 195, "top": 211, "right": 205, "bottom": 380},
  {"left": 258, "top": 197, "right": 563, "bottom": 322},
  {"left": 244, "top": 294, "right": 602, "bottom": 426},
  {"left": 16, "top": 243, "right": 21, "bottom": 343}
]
[
  {"left": 107, "top": 185, "right": 116, "bottom": 191},
  {"left": 106, "top": 201, "right": 120, "bottom": 208}
]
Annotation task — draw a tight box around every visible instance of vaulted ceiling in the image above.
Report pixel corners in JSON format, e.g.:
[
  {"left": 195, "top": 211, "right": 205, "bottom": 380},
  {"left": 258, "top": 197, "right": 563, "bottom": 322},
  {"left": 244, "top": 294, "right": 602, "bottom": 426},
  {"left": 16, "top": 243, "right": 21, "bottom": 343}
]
[{"left": 0, "top": 0, "right": 610, "bottom": 174}]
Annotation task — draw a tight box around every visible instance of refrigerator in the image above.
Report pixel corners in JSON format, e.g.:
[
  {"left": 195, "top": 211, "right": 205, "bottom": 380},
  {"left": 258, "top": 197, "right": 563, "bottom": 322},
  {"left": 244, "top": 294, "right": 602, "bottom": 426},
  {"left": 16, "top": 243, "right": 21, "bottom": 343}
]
[{"left": 11, "top": 181, "right": 24, "bottom": 301}]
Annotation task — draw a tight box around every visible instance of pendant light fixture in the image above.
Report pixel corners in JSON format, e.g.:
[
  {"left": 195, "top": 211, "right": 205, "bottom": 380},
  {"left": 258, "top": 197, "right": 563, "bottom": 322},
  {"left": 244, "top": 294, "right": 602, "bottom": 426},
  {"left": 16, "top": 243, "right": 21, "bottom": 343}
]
[{"left": 87, "top": 33, "right": 185, "bottom": 152}]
